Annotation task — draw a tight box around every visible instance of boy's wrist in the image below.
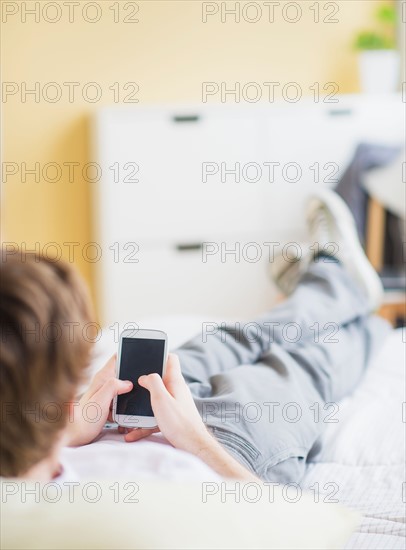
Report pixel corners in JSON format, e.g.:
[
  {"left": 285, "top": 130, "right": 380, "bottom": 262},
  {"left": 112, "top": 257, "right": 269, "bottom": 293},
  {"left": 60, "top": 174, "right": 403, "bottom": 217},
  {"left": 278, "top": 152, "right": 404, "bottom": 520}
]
[
  {"left": 189, "top": 428, "right": 259, "bottom": 482},
  {"left": 185, "top": 427, "right": 218, "bottom": 457},
  {"left": 196, "top": 433, "right": 217, "bottom": 454}
]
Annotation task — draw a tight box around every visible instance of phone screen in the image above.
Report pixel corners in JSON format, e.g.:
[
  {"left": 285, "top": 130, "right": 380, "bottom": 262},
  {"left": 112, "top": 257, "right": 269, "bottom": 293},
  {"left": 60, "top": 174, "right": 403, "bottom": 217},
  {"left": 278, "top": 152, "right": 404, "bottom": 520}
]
[{"left": 116, "top": 337, "right": 165, "bottom": 417}]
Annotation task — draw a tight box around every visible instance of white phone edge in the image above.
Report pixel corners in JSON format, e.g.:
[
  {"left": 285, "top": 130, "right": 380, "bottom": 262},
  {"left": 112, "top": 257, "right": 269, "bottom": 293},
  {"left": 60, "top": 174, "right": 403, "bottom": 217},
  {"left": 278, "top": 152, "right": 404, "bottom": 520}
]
[{"left": 112, "top": 328, "right": 168, "bottom": 429}]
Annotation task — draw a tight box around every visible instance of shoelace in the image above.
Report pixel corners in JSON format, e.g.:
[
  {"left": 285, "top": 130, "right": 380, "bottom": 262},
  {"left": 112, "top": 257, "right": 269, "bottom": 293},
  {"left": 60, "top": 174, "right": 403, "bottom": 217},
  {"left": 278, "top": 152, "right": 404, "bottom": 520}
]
[{"left": 310, "top": 207, "right": 331, "bottom": 250}]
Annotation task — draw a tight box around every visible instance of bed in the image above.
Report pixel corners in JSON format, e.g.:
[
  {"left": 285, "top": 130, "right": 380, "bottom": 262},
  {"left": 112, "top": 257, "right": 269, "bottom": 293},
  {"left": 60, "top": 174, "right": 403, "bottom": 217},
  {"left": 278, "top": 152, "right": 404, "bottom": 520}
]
[
  {"left": 85, "top": 315, "right": 405, "bottom": 549},
  {"left": 302, "top": 327, "right": 405, "bottom": 549}
]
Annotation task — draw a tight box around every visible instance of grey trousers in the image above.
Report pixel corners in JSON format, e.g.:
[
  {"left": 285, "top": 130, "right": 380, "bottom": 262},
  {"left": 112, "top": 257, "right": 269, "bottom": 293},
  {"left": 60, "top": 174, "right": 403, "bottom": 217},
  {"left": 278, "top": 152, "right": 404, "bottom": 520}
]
[{"left": 175, "top": 259, "right": 391, "bottom": 483}]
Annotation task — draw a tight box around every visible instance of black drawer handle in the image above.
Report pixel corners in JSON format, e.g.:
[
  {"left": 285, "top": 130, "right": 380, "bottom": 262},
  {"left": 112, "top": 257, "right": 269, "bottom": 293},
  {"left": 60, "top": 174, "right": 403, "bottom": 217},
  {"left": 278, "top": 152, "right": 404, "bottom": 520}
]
[
  {"left": 172, "top": 115, "right": 200, "bottom": 123},
  {"left": 327, "top": 109, "right": 353, "bottom": 117},
  {"left": 176, "top": 243, "right": 203, "bottom": 251}
]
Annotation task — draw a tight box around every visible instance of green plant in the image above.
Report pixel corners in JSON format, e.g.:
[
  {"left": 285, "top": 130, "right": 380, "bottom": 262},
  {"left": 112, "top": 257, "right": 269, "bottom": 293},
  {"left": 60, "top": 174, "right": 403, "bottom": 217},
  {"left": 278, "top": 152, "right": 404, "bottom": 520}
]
[{"left": 354, "top": 4, "right": 397, "bottom": 50}]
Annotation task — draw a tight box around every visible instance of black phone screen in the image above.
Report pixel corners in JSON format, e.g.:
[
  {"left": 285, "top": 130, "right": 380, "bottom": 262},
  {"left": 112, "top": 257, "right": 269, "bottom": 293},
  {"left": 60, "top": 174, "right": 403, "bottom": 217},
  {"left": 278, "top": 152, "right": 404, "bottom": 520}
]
[{"left": 116, "top": 337, "right": 165, "bottom": 417}]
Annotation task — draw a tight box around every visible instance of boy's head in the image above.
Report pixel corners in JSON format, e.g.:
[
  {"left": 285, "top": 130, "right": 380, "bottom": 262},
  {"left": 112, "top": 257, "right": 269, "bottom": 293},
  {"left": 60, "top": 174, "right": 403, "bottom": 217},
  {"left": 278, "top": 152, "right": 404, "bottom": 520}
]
[{"left": 0, "top": 251, "right": 94, "bottom": 477}]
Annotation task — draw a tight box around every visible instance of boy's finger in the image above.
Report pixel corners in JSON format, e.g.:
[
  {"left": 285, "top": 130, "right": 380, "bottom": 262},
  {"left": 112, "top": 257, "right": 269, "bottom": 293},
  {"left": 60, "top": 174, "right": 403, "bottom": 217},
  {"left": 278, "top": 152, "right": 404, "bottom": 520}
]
[
  {"left": 138, "top": 373, "right": 169, "bottom": 401},
  {"left": 84, "top": 355, "right": 117, "bottom": 398},
  {"left": 115, "top": 379, "right": 133, "bottom": 395},
  {"left": 163, "top": 354, "right": 187, "bottom": 398},
  {"left": 163, "top": 354, "right": 182, "bottom": 380},
  {"left": 93, "top": 378, "right": 133, "bottom": 411},
  {"left": 124, "top": 427, "right": 159, "bottom": 442},
  {"left": 96, "top": 355, "right": 117, "bottom": 382}
]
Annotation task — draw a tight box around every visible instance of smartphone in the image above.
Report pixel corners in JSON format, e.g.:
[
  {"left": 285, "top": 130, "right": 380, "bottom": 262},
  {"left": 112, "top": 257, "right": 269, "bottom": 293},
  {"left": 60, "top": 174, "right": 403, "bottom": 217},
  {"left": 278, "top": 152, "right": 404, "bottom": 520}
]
[{"left": 113, "top": 328, "right": 168, "bottom": 429}]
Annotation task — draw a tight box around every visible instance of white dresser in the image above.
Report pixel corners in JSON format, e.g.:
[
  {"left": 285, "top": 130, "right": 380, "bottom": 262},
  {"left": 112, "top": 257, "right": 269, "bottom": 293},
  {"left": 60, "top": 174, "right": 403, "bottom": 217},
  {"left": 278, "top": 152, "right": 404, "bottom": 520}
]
[{"left": 92, "top": 95, "right": 404, "bottom": 326}]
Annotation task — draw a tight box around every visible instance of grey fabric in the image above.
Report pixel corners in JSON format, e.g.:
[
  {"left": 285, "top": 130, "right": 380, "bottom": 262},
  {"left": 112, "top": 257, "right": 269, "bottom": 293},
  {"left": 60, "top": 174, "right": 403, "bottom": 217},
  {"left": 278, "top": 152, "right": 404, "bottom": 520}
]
[
  {"left": 175, "top": 259, "right": 391, "bottom": 483},
  {"left": 335, "top": 143, "right": 404, "bottom": 276},
  {"left": 335, "top": 142, "right": 401, "bottom": 244}
]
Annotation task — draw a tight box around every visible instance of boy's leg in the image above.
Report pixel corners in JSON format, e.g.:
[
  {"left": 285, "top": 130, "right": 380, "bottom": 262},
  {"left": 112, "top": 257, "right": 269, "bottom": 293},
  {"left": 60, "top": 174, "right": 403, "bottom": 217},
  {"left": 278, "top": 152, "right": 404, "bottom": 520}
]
[
  {"left": 176, "top": 257, "right": 386, "bottom": 400},
  {"left": 174, "top": 190, "right": 392, "bottom": 483},
  {"left": 258, "top": 257, "right": 390, "bottom": 403},
  {"left": 175, "top": 259, "right": 390, "bottom": 482}
]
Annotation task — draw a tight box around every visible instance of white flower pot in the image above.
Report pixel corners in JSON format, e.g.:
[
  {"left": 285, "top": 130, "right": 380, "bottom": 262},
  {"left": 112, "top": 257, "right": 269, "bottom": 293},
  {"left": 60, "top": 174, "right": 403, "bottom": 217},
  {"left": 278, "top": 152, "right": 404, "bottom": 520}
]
[{"left": 358, "top": 50, "right": 400, "bottom": 93}]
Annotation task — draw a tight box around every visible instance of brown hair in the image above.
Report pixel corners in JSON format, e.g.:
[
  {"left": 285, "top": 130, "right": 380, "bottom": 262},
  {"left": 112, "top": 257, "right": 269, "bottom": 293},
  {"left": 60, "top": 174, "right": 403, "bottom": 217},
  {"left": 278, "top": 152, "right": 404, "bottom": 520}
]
[{"left": 0, "top": 251, "right": 94, "bottom": 477}]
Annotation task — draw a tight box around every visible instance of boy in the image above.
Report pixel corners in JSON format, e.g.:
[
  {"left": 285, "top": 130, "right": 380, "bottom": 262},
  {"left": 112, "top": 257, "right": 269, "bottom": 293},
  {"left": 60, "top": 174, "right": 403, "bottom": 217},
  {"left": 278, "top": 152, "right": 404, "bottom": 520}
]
[{"left": 0, "top": 190, "right": 390, "bottom": 483}]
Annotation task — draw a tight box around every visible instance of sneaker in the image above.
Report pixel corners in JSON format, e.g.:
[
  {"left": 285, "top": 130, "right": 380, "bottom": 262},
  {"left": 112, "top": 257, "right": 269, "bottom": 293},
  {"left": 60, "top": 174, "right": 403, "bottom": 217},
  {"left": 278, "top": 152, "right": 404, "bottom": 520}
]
[
  {"left": 307, "top": 189, "right": 383, "bottom": 311},
  {"left": 270, "top": 244, "right": 310, "bottom": 296}
]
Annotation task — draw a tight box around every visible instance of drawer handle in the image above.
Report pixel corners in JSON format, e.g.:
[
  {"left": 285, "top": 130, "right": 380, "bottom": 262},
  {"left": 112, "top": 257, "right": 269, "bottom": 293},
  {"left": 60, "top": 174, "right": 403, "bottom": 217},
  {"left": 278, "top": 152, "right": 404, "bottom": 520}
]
[
  {"left": 327, "top": 109, "right": 353, "bottom": 117},
  {"left": 176, "top": 243, "right": 203, "bottom": 251},
  {"left": 172, "top": 115, "right": 200, "bottom": 123}
]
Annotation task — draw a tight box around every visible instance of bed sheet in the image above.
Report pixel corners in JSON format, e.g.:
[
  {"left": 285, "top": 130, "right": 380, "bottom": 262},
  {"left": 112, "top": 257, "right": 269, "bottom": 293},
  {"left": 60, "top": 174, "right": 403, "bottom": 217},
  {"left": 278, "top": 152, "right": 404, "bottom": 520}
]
[{"left": 302, "top": 328, "right": 405, "bottom": 549}]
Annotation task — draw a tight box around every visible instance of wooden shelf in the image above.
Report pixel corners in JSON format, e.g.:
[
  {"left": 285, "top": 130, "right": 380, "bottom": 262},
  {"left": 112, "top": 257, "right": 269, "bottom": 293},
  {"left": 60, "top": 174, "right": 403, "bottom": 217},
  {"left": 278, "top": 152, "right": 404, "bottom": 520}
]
[
  {"left": 379, "top": 293, "right": 406, "bottom": 327},
  {"left": 366, "top": 197, "right": 405, "bottom": 326}
]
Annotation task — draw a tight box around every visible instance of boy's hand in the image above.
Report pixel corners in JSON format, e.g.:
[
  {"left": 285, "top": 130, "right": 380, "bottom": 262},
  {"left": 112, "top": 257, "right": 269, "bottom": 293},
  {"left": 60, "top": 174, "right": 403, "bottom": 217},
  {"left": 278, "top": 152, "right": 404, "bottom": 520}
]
[
  {"left": 67, "top": 355, "right": 133, "bottom": 447},
  {"left": 124, "top": 354, "right": 212, "bottom": 455},
  {"left": 70, "top": 353, "right": 258, "bottom": 481}
]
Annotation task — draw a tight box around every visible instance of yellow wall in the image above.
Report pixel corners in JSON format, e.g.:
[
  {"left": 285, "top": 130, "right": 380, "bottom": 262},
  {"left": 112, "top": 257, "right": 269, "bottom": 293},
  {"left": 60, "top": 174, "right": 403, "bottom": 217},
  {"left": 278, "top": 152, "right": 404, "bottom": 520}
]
[{"left": 1, "top": 0, "right": 391, "bottom": 303}]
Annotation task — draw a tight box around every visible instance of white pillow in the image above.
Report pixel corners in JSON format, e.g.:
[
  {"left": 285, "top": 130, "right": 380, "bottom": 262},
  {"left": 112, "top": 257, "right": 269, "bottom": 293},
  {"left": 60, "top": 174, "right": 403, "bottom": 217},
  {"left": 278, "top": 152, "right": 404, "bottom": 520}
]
[{"left": 1, "top": 480, "right": 359, "bottom": 549}]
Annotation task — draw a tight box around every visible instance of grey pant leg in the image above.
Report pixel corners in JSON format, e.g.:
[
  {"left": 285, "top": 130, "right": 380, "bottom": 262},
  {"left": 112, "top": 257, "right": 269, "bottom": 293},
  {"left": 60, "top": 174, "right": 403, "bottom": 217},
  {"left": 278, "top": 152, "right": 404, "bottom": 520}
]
[
  {"left": 262, "top": 258, "right": 391, "bottom": 402},
  {"left": 175, "top": 260, "right": 391, "bottom": 482}
]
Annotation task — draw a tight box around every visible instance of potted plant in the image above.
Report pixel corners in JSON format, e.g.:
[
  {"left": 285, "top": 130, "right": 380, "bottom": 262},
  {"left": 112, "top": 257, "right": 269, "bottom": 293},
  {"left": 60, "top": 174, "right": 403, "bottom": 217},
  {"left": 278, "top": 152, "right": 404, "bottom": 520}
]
[{"left": 354, "top": 4, "right": 399, "bottom": 93}]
